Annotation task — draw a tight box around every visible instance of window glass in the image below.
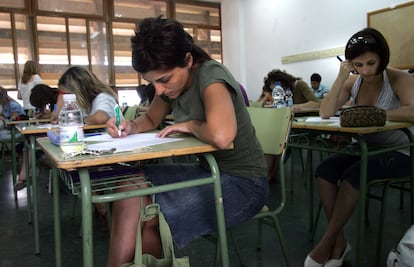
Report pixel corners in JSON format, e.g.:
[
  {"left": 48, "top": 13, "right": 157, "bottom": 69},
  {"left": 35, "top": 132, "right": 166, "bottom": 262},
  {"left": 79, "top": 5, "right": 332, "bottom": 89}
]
[
  {"left": 196, "top": 28, "right": 222, "bottom": 62},
  {"left": 37, "top": 0, "right": 103, "bottom": 16},
  {"left": 90, "top": 20, "right": 109, "bottom": 84},
  {"left": 113, "top": 22, "right": 137, "bottom": 86},
  {"left": 15, "top": 14, "right": 31, "bottom": 65},
  {"left": 0, "top": 0, "right": 25, "bottom": 9},
  {"left": 37, "top": 16, "right": 68, "bottom": 86},
  {"left": 0, "top": 13, "right": 15, "bottom": 88},
  {"left": 69, "top": 18, "right": 88, "bottom": 66},
  {"left": 176, "top": 3, "right": 220, "bottom": 26},
  {"left": 114, "top": 0, "right": 166, "bottom": 19}
]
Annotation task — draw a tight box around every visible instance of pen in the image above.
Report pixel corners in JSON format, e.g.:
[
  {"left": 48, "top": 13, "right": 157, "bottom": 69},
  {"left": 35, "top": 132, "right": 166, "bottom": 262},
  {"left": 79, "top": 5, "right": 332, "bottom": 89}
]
[
  {"left": 336, "top": 56, "right": 343, "bottom": 62},
  {"left": 114, "top": 104, "right": 121, "bottom": 136}
]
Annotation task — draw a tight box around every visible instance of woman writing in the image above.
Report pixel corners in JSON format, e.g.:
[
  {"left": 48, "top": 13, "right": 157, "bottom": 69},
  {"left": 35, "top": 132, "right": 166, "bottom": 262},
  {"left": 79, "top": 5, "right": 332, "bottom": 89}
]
[
  {"left": 58, "top": 66, "right": 122, "bottom": 230},
  {"left": 105, "top": 17, "right": 268, "bottom": 266},
  {"left": 305, "top": 28, "right": 414, "bottom": 267}
]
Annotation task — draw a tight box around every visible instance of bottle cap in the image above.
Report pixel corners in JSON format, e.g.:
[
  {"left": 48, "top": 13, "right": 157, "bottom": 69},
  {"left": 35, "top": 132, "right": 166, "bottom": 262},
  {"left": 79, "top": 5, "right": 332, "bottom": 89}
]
[{"left": 63, "top": 94, "right": 77, "bottom": 102}]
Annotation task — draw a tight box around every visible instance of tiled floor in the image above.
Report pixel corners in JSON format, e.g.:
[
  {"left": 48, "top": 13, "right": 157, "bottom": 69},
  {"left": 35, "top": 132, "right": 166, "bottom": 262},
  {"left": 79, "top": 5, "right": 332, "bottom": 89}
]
[{"left": 0, "top": 149, "right": 411, "bottom": 267}]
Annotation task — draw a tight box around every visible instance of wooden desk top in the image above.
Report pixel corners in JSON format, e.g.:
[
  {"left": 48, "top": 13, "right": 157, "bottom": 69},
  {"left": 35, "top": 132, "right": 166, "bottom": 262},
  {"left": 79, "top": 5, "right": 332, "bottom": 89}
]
[
  {"left": 5, "top": 118, "right": 50, "bottom": 125},
  {"left": 37, "top": 135, "right": 218, "bottom": 170},
  {"left": 293, "top": 117, "right": 414, "bottom": 134},
  {"left": 17, "top": 124, "right": 107, "bottom": 135}
]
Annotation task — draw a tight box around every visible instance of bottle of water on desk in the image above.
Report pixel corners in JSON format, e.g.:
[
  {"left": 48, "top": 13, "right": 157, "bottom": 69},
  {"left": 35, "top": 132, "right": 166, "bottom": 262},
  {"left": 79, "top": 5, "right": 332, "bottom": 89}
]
[
  {"left": 272, "top": 81, "right": 286, "bottom": 108},
  {"left": 122, "top": 95, "right": 128, "bottom": 108},
  {"left": 285, "top": 87, "right": 293, "bottom": 107},
  {"left": 59, "top": 94, "right": 85, "bottom": 154}
]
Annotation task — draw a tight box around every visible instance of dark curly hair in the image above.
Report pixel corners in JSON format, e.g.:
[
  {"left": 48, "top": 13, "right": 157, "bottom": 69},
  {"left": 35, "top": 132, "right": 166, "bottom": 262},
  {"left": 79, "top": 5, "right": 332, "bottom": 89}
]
[
  {"left": 263, "top": 69, "right": 300, "bottom": 91},
  {"left": 30, "top": 84, "right": 58, "bottom": 111}
]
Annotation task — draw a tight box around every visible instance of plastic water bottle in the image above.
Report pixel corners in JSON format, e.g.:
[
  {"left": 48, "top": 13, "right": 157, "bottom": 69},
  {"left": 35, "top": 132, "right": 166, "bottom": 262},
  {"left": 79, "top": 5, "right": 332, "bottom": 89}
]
[
  {"left": 122, "top": 96, "right": 128, "bottom": 107},
  {"left": 272, "top": 81, "right": 286, "bottom": 108},
  {"left": 285, "top": 87, "right": 293, "bottom": 107},
  {"left": 59, "top": 94, "right": 85, "bottom": 154}
]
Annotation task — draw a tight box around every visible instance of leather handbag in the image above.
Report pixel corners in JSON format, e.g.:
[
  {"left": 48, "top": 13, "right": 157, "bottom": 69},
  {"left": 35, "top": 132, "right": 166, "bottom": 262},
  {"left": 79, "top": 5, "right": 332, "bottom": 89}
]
[
  {"left": 340, "top": 105, "right": 386, "bottom": 127},
  {"left": 121, "top": 202, "right": 190, "bottom": 267}
]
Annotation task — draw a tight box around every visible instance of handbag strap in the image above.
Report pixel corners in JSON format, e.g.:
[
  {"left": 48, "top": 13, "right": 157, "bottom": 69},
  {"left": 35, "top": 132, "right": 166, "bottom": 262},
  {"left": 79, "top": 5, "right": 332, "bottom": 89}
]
[{"left": 134, "top": 201, "right": 177, "bottom": 266}]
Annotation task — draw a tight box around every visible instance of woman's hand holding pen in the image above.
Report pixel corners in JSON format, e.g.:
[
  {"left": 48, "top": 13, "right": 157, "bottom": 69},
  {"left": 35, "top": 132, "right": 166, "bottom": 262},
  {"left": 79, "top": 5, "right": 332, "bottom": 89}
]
[{"left": 106, "top": 117, "right": 132, "bottom": 138}]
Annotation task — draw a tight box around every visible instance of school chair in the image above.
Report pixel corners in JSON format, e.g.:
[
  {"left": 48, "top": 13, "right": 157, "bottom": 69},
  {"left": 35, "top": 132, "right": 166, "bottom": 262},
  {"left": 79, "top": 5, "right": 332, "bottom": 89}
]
[{"left": 214, "top": 107, "right": 292, "bottom": 266}]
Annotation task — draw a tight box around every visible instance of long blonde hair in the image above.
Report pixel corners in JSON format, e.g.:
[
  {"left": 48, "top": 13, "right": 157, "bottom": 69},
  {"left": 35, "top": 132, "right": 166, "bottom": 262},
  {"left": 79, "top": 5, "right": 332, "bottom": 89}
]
[
  {"left": 58, "top": 66, "right": 118, "bottom": 114},
  {"left": 21, "top": 60, "right": 41, "bottom": 84}
]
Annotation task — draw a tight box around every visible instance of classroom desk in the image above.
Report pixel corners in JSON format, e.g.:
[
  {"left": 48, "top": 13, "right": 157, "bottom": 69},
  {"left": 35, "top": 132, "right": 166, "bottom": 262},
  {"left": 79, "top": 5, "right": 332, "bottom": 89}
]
[
  {"left": 288, "top": 118, "right": 414, "bottom": 267},
  {"left": 5, "top": 119, "right": 50, "bottom": 203},
  {"left": 16, "top": 123, "right": 106, "bottom": 255},
  {"left": 36, "top": 135, "right": 230, "bottom": 267}
]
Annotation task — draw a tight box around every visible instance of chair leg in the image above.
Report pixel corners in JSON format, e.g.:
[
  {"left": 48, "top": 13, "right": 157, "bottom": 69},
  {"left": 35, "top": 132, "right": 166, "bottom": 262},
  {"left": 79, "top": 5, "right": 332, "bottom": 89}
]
[
  {"left": 256, "top": 219, "right": 263, "bottom": 250},
  {"left": 271, "top": 216, "right": 290, "bottom": 267},
  {"left": 374, "top": 182, "right": 390, "bottom": 267},
  {"left": 228, "top": 229, "right": 245, "bottom": 267}
]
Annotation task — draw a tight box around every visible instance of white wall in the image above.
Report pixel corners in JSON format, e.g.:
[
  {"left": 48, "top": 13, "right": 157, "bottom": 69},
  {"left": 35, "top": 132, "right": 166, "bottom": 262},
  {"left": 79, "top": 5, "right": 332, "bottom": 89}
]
[{"left": 220, "top": 0, "right": 410, "bottom": 100}]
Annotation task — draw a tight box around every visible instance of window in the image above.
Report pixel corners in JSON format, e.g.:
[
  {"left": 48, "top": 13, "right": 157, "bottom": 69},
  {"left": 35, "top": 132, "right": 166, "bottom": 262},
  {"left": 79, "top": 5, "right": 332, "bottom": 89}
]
[
  {"left": 0, "top": 0, "right": 221, "bottom": 98},
  {"left": 37, "top": 0, "right": 104, "bottom": 16}
]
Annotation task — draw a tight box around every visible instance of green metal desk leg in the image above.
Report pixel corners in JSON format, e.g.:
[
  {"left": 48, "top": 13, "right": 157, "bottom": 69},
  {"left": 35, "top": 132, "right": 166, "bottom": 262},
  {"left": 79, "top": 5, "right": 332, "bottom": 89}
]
[
  {"left": 403, "top": 128, "right": 414, "bottom": 224},
  {"left": 23, "top": 137, "right": 32, "bottom": 224},
  {"left": 79, "top": 168, "right": 94, "bottom": 267},
  {"left": 53, "top": 167, "right": 62, "bottom": 267},
  {"left": 30, "top": 135, "right": 40, "bottom": 254},
  {"left": 203, "top": 153, "right": 229, "bottom": 267},
  {"left": 356, "top": 137, "right": 368, "bottom": 267},
  {"left": 11, "top": 125, "right": 17, "bottom": 204},
  {"left": 306, "top": 148, "right": 314, "bottom": 232}
]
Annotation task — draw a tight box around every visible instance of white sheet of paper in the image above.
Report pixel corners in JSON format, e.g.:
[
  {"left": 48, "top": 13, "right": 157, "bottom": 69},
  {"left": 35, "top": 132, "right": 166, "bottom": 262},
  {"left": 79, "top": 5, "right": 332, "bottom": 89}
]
[
  {"left": 305, "top": 117, "right": 339, "bottom": 123},
  {"left": 86, "top": 133, "right": 183, "bottom": 153},
  {"left": 34, "top": 123, "right": 57, "bottom": 129}
]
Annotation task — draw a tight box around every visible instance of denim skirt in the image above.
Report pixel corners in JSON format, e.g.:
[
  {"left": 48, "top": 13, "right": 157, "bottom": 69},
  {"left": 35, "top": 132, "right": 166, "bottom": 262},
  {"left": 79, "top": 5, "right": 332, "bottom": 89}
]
[{"left": 144, "top": 163, "right": 268, "bottom": 249}]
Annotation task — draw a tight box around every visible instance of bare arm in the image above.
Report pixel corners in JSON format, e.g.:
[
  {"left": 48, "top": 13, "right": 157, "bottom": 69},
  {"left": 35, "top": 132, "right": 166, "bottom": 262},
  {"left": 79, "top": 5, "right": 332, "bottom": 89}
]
[
  {"left": 84, "top": 110, "right": 111, "bottom": 125},
  {"left": 158, "top": 82, "right": 236, "bottom": 150},
  {"left": 320, "top": 60, "right": 356, "bottom": 118},
  {"left": 106, "top": 94, "right": 170, "bottom": 137},
  {"left": 386, "top": 69, "right": 414, "bottom": 123}
]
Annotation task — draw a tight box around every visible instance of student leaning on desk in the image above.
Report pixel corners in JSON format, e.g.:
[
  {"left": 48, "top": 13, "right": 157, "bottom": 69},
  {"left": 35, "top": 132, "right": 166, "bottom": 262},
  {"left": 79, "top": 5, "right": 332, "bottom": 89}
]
[
  {"left": 58, "top": 66, "right": 123, "bottom": 231},
  {"left": 262, "top": 68, "right": 320, "bottom": 111},
  {"left": 105, "top": 16, "right": 268, "bottom": 267},
  {"left": 305, "top": 27, "right": 414, "bottom": 267}
]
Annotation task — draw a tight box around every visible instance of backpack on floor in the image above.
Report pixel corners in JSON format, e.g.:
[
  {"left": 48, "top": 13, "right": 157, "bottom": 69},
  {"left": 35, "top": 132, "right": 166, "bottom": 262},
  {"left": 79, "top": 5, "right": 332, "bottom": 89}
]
[{"left": 387, "top": 224, "right": 414, "bottom": 267}]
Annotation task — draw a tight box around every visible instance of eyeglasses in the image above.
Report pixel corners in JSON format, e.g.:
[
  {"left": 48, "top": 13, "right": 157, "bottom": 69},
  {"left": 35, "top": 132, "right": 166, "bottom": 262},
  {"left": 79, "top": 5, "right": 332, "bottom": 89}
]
[{"left": 347, "top": 36, "right": 377, "bottom": 48}]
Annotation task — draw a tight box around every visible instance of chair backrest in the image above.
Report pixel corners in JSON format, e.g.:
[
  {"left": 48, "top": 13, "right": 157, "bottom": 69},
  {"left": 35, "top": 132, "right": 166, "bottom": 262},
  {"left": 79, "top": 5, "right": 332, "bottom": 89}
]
[
  {"left": 247, "top": 107, "right": 292, "bottom": 157},
  {"left": 122, "top": 105, "right": 140, "bottom": 120},
  {"left": 249, "top": 100, "right": 264, "bottom": 108}
]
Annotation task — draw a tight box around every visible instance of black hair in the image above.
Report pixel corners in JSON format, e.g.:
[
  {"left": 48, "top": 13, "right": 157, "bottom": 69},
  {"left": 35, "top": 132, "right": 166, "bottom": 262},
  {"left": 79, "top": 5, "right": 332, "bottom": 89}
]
[
  {"left": 345, "top": 27, "right": 389, "bottom": 75},
  {"left": 310, "top": 73, "right": 321, "bottom": 82},
  {"left": 136, "top": 84, "right": 156, "bottom": 104},
  {"left": 131, "top": 16, "right": 211, "bottom": 73},
  {"left": 263, "top": 69, "right": 299, "bottom": 91},
  {"left": 30, "top": 84, "right": 58, "bottom": 111}
]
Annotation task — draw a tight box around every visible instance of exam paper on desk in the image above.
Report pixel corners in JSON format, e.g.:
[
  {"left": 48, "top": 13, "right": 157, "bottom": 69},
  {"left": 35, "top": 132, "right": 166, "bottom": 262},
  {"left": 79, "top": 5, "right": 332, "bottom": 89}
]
[
  {"left": 301, "top": 116, "right": 340, "bottom": 125},
  {"left": 85, "top": 133, "right": 183, "bottom": 153}
]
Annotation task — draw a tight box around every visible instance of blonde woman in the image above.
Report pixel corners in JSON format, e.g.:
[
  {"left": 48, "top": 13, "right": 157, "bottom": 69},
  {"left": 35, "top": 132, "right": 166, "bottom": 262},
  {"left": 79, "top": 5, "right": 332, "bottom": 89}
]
[
  {"left": 57, "top": 66, "right": 121, "bottom": 231},
  {"left": 18, "top": 60, "right": 43, "bottom": 115},
  {"left": 58, "top": 66, "right": 120, "bottom": 125}
]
